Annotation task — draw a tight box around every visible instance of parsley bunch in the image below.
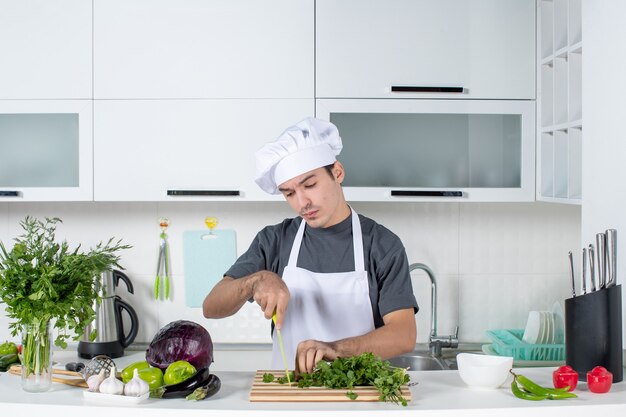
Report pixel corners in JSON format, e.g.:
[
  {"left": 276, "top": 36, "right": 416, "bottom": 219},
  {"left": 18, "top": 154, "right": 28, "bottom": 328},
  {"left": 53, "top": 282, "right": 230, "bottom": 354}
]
[
  {"left": 0, "top": 216, "right": 130, "bottom": 348},
  {"left": 264, "top": 352, "right": 410, "bottom": 406}
]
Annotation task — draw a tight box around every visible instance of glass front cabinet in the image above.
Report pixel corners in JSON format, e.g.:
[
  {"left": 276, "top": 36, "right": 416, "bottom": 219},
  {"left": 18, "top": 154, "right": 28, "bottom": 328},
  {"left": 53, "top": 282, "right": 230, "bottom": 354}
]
[
  {"left": 316, "top": 99, "right": 535, "bottom": 202},
  {"left": 0, "top": 100, "right": 93, "bottom": 201}
]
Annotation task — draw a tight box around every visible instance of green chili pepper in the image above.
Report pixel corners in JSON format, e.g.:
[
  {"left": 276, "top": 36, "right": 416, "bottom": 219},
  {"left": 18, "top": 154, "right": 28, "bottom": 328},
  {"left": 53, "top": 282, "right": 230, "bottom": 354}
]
[
  {"left": 514, "top": 372, "right": 577, "bottom": 399},
  {"left": 511, "top": 379, "right": 548, "bottom": 401},
  {"left": 510, "top": 371, "right": 577, "bottom": 401}
]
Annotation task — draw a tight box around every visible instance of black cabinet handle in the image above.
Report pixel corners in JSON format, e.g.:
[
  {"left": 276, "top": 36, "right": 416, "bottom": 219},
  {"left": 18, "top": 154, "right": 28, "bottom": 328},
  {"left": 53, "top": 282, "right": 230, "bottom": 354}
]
[
  {"left": 0, "top": 191, "right": 20, "bottom": 197},
  {"left": 391, "top": 86, "right": 464, "bottom": 93},
  {"left": 391, "top": 190, "right": 463, "bottom": 197},
  {"left": 167, "top": 190, "right": 240, "bottom": 197}
]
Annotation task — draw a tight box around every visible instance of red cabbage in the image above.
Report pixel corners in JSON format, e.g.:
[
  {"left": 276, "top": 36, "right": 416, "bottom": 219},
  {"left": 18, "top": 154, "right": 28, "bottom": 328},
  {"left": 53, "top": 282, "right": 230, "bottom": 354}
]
[{"left": 146, "top": 320, "right": 213, "bottom": 370}]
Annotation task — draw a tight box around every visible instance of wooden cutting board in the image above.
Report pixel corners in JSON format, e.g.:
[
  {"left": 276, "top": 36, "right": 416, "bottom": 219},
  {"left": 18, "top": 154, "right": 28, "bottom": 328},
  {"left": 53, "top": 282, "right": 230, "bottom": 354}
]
[{"left": 249, "top": 370, "right": 412, "bottom": 403}]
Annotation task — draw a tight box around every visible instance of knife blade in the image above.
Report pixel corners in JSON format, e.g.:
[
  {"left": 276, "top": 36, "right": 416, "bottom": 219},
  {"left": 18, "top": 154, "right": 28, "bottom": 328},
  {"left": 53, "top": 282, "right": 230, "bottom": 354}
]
[{"left": 272, "top": 311, "right": 291, "bottom": 385}]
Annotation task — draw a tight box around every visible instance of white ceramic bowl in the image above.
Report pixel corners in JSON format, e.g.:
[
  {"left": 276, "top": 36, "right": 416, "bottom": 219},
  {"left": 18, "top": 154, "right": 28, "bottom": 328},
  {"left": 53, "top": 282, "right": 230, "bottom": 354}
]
[{"left": 457, "top": 353, "right": 514, "bottom": 389}]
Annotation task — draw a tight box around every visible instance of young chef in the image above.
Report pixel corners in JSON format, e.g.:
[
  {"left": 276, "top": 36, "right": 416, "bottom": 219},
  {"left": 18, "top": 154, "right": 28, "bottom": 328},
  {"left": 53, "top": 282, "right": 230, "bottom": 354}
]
[{"left": 202, "top": 117, "right": 418, "bottom": 373}]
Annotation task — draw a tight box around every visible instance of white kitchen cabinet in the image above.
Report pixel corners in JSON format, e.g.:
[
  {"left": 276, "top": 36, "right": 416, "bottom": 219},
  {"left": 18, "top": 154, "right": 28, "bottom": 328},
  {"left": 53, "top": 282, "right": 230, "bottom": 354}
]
[
  {"left": 0, "top": 100, "right": 93, "bottom": 201},
  {"left": 537, "top": 0, "right": 582, "bottom": 204},
  {"left": 317, "top": 99, "right": 536, "bottom": 202},
  {"left": 93, "top": 0, "right": 314, "bottom": 99},
  {"left": 93, "top": 99, "right": 313, "bottom": 201},
  {"left": 0, "top": 0, "right": 91, "bottom": 99},
  {"left": 316, "top": 0, "right": 536, "bottom": 100}
]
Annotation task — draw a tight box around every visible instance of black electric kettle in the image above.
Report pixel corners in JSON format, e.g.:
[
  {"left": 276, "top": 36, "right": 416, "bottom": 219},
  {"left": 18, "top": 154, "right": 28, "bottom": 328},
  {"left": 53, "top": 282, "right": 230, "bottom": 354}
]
[{"left": 78, "top": 270, "right": 139, "bottom": 359}]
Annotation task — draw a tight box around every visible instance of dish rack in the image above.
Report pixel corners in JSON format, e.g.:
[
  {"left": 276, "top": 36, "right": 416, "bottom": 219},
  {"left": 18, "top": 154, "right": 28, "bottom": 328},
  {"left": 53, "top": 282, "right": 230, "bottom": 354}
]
[{"left": 486, "top": 329, "right": 565, "bottom": 361}]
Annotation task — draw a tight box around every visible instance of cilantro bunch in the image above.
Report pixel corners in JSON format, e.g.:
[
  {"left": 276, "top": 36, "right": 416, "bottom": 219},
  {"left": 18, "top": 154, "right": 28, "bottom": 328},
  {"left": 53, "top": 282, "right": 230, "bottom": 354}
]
[
  {"left": 0, "top": 216, "right": 130, "bottom": 348},
  {"left": 265, "top": 352, "right": 411, "bottom": 406}
]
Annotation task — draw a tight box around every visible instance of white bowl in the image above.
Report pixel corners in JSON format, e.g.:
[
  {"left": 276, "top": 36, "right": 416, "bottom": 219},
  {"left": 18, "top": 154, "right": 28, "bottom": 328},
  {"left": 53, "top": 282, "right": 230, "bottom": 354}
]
[{"left": 457, "top": 353, "right": 513, "bottom": 389}]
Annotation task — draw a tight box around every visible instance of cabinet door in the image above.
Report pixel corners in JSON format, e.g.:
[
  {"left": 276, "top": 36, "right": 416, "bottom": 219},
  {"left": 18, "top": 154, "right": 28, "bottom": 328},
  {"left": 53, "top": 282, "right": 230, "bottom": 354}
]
[
  {"left": 316, "top": 0, "right": 535, "bottom": 99},
  {"left": 317, "top": 99, "right": 535, "bottom": 202},
  {"left": 93, "top": 99, "right": 314, "bottom": 201},
  {"left": 94, "top": 0, "right": 314, "bottom": 99},
  {"left": 0, "top": 100, "right": 93, "bottom": 201},
  {"left": 0, "top": 0, "right": 92, "bottom": 99}
]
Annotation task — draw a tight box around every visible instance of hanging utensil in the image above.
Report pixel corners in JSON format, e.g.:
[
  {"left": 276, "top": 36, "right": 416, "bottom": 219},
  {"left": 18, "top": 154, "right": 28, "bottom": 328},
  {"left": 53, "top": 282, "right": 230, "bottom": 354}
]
[
  {"left": 606, "top": 229, "right": 617, "bottom": 288},
  {"left": 155, "top": 217, "right": 171, "bottom": 300},
  {"left": 568, "top": 251, "right": 576, "bottom": 298},
  {"left": 596, "top": 233, "right": 607, "bottom": 289},
  {"left": 588, "top": 244, "right": 597, "bottom": 292}
]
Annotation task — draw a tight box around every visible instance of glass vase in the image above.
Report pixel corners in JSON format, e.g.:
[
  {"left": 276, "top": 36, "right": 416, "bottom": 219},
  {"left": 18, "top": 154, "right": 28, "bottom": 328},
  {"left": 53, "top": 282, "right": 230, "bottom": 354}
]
[{"left": 20, "top": 321, "right": 52, "bottom": 392}]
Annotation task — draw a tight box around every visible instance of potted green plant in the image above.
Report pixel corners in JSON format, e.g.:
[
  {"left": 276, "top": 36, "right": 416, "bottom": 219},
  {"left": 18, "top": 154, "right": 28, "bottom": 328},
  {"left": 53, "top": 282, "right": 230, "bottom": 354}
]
[{"left": 0, "top": 216, "right": 130, "bottom": 392}]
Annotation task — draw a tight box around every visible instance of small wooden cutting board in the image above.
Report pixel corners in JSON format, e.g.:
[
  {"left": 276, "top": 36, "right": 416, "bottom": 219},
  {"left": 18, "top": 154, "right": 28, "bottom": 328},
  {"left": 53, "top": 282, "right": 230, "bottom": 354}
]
[{"left": 249, "top": 370, "right": 412, "bottom": 403}]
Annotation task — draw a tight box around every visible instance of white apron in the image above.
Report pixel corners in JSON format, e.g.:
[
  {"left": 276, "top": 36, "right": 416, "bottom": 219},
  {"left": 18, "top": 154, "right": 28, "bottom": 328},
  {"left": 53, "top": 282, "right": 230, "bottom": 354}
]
[{"left": 271, "top": 208, "right": 375, "bottom": 369}]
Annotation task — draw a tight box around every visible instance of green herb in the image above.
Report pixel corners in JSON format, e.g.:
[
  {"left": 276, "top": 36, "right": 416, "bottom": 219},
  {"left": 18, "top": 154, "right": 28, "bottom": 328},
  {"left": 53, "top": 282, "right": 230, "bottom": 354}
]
[
  {"left": 0, "top": 216, "right": 130, "bottom": 351},
  {"left": 262, "top": 373, "right": 275, "bottom": 383},
  {"left": 276, "top": 372, "right": 294, "bottom": 384},
  {"left": 260, "top": 352, "right": 410, "bottom": 406}
]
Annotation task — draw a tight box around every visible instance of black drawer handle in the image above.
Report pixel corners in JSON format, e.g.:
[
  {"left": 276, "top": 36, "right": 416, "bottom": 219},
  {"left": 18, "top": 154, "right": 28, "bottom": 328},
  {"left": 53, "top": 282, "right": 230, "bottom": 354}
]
[
  {"left": 391, "top": 86, "right": 464, "bottom": 93},
  {"left": 391, "top": 190, "right": 463, "bottom": 197},
  {"left": 167, "top": 190, "right": 240, "bottom": 197},
  {"left": 0, "top": 191, "right": 21, "bottom": 197}
]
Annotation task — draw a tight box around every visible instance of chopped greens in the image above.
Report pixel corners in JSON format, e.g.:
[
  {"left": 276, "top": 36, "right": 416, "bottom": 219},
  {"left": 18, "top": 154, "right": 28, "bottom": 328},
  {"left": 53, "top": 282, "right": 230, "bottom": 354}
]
[{"left": 262, "top": 352, "right": 410, "bottom": 406}]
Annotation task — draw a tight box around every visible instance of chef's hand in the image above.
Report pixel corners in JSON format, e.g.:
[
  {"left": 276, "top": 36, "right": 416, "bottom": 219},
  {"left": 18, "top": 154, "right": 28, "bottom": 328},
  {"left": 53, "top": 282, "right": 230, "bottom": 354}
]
[
  {"left": 251, "top": 271, "right": 290, "bottom": 329},
  {"left": 295, "top": 340, "right": 339, "bottom": 374}
]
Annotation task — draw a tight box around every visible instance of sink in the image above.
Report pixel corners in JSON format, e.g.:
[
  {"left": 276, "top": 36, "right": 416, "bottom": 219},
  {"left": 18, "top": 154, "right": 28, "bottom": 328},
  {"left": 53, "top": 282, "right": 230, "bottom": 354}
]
[
  {"left": 387, "top": 354, "right": 449, "bottom": 371},
  {"left": 387, "top": 347, "right": 484, "bottom": 371}
]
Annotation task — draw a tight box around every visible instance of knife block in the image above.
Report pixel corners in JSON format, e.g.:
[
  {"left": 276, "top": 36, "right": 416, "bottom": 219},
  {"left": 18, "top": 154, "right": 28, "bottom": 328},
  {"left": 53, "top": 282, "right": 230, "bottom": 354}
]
[{"left": 564, "top": 285, "right": 623, "bottom": 382}]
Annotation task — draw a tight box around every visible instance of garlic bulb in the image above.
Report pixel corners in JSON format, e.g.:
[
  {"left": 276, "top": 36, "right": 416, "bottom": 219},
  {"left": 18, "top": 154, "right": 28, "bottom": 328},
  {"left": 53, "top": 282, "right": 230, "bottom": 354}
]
[
  {"left": 87, "top": 368, "right": 106, "bottom": 392},
  {"left": 124, "top": 368, "right": 149, "bottom": 397},
  {"left": 98, "top": 366, "right": 125, "bottom": 395}
]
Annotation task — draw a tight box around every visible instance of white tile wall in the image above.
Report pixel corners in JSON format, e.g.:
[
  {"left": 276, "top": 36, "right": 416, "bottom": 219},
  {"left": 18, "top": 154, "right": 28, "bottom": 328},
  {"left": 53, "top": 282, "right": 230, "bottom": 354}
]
[{"left": 0, "top": 201, "right": 580, "bottom": 347}]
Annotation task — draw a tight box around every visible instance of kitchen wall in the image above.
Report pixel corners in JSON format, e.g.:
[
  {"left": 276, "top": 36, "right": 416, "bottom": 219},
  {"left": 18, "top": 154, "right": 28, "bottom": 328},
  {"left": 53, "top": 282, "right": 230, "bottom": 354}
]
[
  {"left": 582, "top": 0, "right": 626, "bottom": 344},
  {"left": 0, "top": 201, "right": 580, "bottom": 346}
]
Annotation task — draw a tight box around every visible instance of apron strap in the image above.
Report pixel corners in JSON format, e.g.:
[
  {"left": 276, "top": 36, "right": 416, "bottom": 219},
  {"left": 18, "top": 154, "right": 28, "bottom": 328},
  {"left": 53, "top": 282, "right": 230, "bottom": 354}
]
[{"left": 287, "top": 207, "right": 365, "bottom": 272}]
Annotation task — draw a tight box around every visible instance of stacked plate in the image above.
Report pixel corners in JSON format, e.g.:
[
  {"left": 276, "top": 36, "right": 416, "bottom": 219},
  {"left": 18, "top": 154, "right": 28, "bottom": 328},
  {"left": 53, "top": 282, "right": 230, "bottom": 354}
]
[{"left": 522, "top": 310, "right": 556, "bottom": 344}]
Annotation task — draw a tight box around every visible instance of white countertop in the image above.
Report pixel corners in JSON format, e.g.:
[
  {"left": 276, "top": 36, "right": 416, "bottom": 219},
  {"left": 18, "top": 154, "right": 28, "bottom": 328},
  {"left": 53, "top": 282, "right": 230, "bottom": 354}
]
[{"left": 1, "top": 350, "right": 625, "bottom": 417}]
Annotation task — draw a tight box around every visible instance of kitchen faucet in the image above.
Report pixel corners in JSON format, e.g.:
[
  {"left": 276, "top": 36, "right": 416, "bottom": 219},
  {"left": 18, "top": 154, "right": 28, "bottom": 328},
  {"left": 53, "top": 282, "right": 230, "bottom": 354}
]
[{"left": 409, "top": 263, "right": 459, "bottom": 357}]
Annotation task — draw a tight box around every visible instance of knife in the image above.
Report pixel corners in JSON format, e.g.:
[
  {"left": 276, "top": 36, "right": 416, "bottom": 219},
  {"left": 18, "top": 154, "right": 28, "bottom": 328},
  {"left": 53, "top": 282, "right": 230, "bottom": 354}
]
[
  {"left": 596, "top": 233, "right": 607, "bottom": 289},
  {"left": 588, "top": 244, "right": 597, "bottom": 292},
  {"left": 568, "top": 251, "right": 576, "bottom": 298},
  {"left": 606, "top": 229, "right": 617, "bottom": 287},
  {"left": 272, "top": 311, "right": 291, "bottom": 385},
  {"left": 581, "top": 247, "right": 587, "bottom": 295}
]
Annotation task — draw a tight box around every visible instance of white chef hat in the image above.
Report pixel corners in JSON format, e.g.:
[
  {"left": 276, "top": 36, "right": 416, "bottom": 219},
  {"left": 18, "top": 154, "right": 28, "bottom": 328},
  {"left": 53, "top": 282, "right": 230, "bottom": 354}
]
[{"left": 255, "top": 117, "right": 342, "bottom": 194}]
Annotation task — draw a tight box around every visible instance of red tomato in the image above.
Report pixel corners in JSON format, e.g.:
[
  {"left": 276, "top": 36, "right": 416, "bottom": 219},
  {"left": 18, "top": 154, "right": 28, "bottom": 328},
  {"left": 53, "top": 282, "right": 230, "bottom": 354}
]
[
  {"left": 587, "top": 366, "right": 613, "bottom": 393},
  {"left": 553, "top": 365, "right": 578, "bottom": 391}
]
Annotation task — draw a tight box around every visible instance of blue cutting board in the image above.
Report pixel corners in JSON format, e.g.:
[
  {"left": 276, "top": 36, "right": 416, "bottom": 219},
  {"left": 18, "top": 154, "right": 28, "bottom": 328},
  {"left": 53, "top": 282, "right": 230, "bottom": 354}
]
[{"left": 183, "top": 229, "right": 237, "bottom": 308}]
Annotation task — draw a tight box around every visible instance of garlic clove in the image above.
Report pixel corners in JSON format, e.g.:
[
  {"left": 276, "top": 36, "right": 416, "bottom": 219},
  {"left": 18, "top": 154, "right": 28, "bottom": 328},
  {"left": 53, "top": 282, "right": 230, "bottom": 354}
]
[
  {"left": 124, "top": 368, "right": 150, "bottom": 397},
  {"left": 98, "top": 366, "right": 125, "bottom": 395},
  {"left": 87, "top": 368, "right": 107, "bottom": 392}
]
